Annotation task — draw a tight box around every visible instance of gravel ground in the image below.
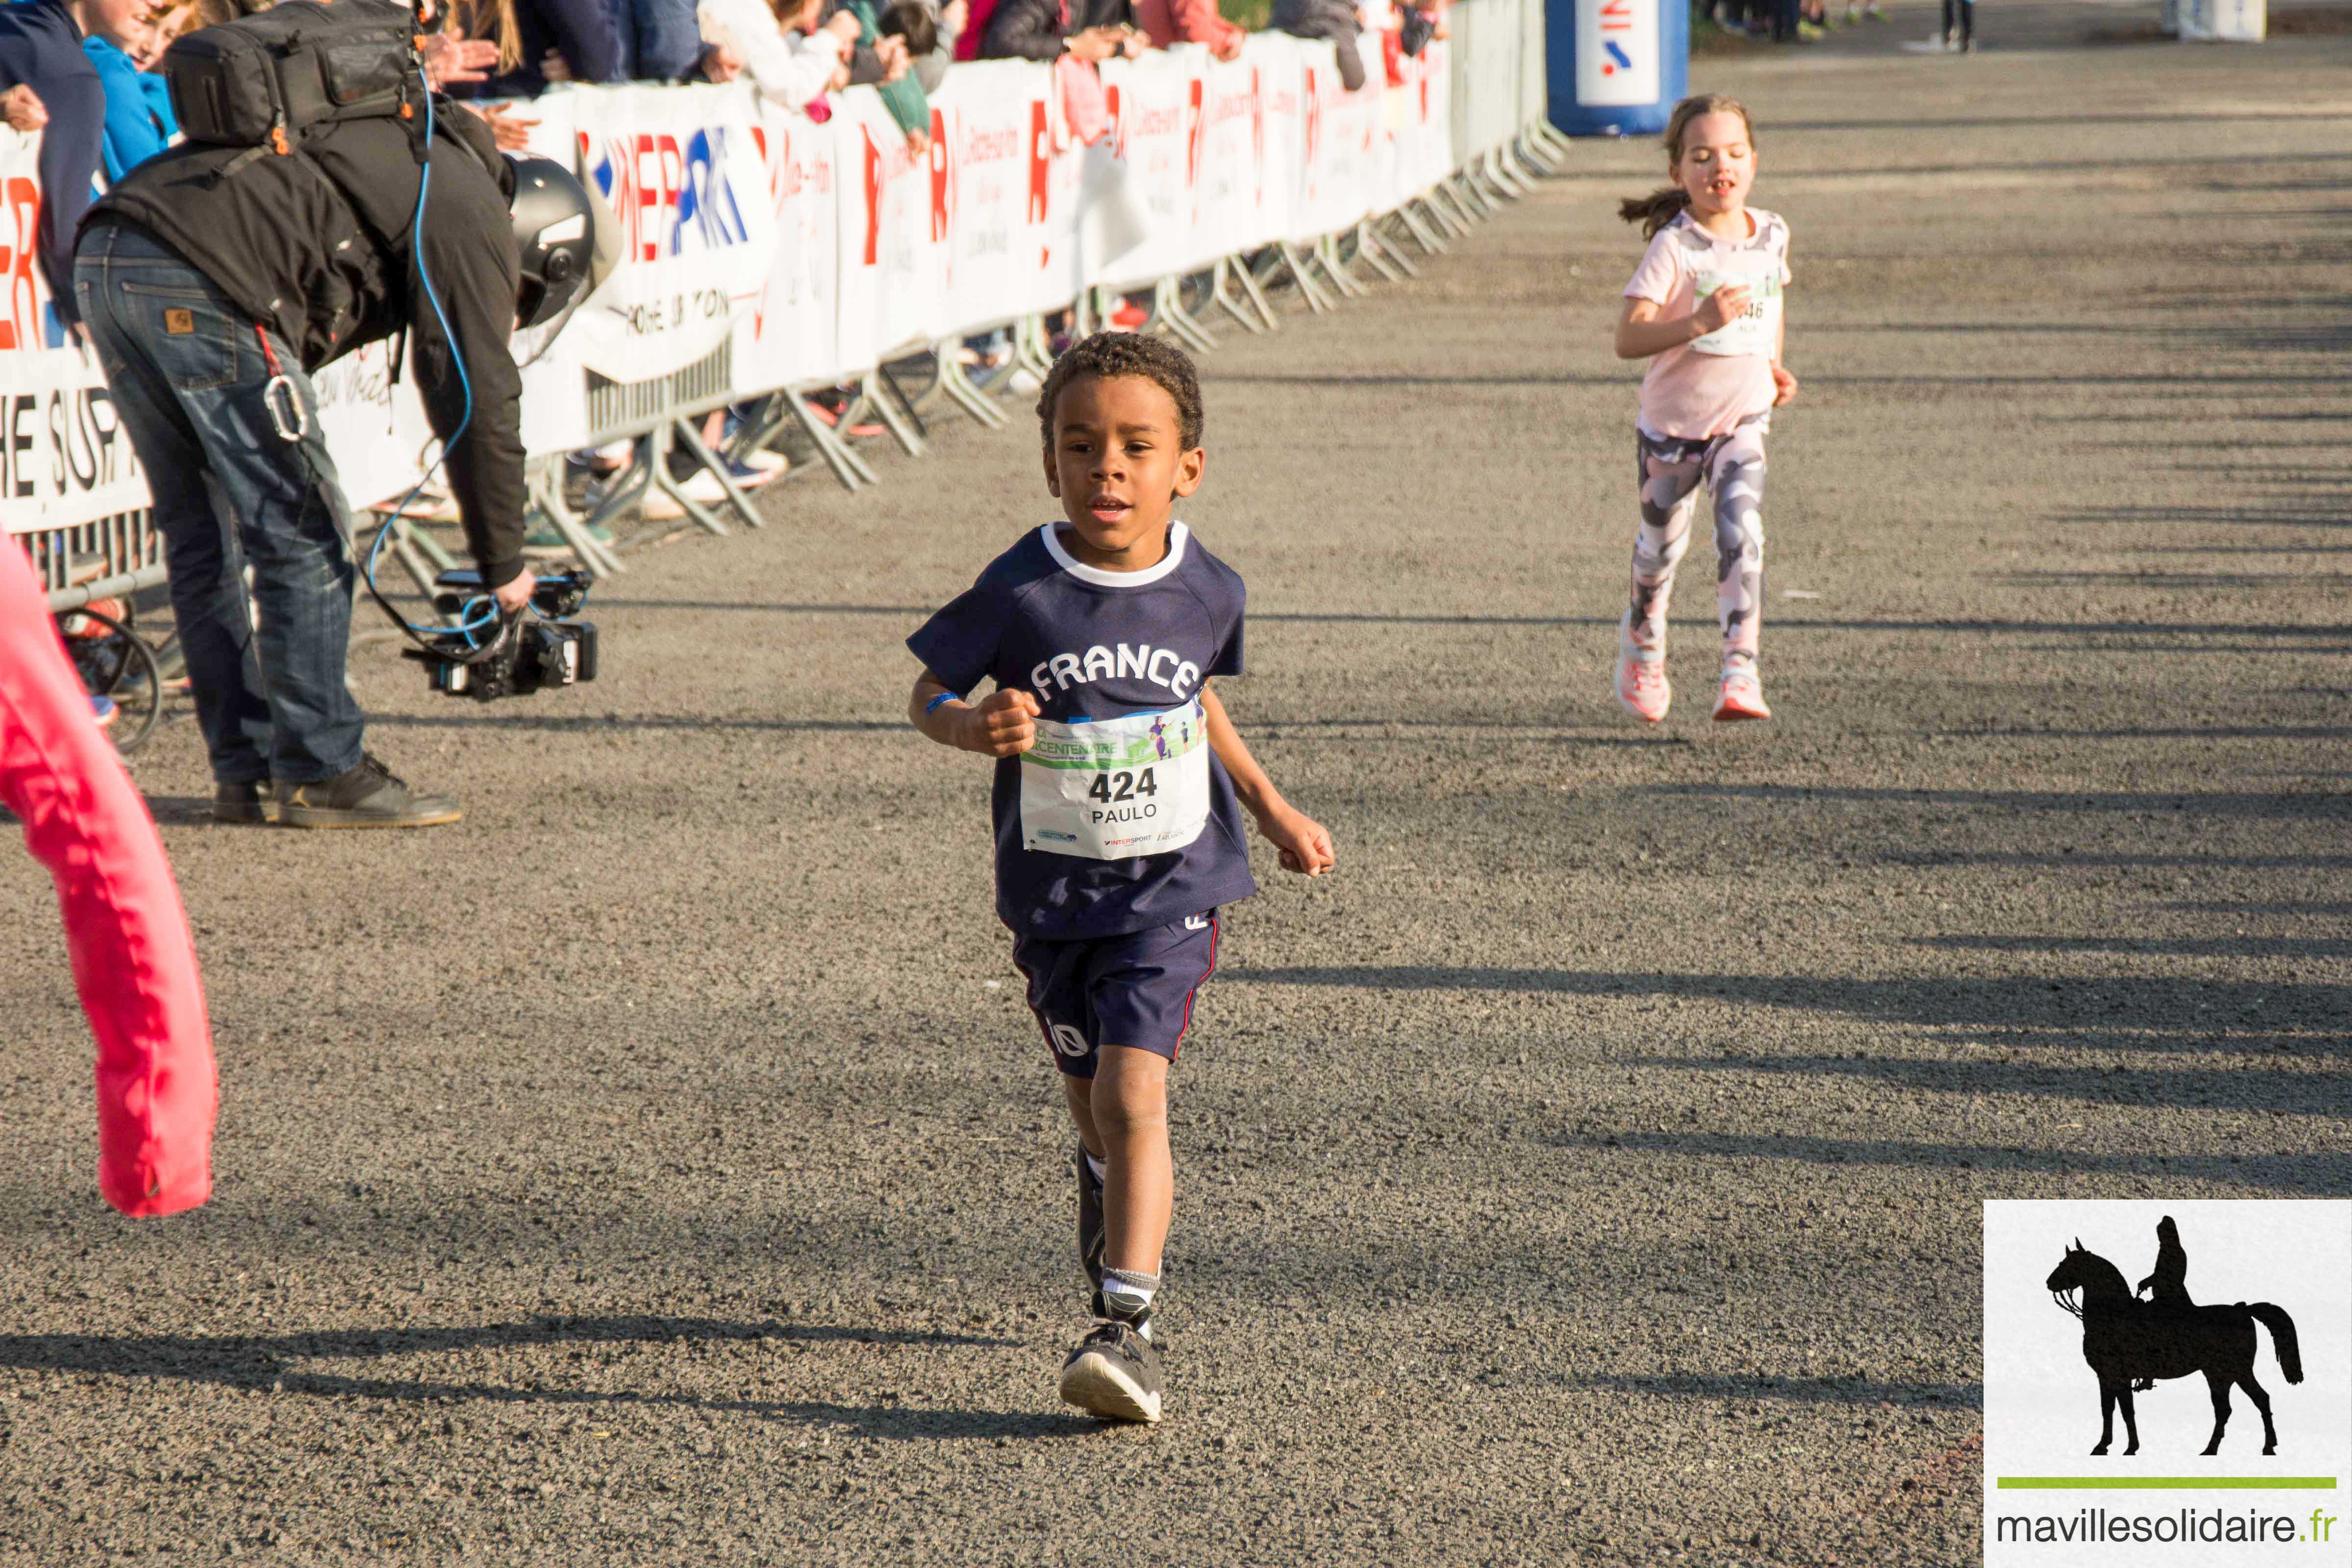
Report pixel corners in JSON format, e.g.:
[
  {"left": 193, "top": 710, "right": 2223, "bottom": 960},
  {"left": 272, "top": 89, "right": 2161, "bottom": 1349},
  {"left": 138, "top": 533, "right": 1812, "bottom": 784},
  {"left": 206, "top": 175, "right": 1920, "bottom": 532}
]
[{"left": 4, "top": 9, "right": 2349, "bottom": 1563}]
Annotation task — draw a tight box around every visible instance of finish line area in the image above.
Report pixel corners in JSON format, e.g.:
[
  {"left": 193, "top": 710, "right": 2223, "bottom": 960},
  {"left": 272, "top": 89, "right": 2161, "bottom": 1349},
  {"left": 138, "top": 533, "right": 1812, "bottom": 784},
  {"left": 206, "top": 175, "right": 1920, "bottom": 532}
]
[{"left": 3, "top": 9, "right": 2349, "bottom": 1562}]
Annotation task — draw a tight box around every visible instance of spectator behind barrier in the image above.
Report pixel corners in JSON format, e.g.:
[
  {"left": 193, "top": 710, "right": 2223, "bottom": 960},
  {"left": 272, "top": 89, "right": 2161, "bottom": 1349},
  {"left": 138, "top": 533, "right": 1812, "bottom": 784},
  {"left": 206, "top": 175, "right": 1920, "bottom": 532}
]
[
  {"left": 899, "top": 0, "right": 958, "bottom": 90},
  {"left": 445, "top": 0, "right": 622, "bottom": 98},
  {"left": 1269, "top": 0, "right": 1363, "bottom": 90},
  {"left": 0, "top": 0, "right": 147, "bottom": 330},
  {"left": 612, "top": 0, "right": 702, "bottom": 78},
  {"left": 978, "top": 0, "right": 1138, "bottom": 60},
  {"left": 1131, "top": 0, "right": 1237, "bottom": 60},
  {"left": 829, "top": 0, "right": 927, "bottom": 153},
  {"left": 81, "top": 25, "right": 175, "bottom": 180},
  {"left": 697, "top": 0, "right": 856, "bottom": 113}
]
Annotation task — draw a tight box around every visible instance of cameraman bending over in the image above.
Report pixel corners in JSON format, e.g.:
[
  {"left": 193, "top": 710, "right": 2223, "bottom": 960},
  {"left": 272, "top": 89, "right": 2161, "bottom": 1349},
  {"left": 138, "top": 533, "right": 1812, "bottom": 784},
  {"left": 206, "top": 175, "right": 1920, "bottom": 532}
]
[{"left": 74, "top": 0, "right": 594, "bottom": 828}]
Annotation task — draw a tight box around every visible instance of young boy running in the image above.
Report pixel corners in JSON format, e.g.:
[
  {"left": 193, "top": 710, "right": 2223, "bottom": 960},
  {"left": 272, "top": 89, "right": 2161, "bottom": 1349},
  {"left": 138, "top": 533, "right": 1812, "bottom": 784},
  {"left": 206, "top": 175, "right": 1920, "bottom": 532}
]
[{"left": 905, "top": 332, "right": 1336, "bottom": 1424}]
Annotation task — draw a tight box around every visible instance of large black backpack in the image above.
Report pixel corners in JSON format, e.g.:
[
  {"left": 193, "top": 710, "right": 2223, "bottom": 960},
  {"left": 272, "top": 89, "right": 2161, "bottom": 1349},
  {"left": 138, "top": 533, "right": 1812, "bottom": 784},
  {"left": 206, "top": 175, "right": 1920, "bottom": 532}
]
[{"left": 163, "top": 0, "right": 422, "bottom": 152}]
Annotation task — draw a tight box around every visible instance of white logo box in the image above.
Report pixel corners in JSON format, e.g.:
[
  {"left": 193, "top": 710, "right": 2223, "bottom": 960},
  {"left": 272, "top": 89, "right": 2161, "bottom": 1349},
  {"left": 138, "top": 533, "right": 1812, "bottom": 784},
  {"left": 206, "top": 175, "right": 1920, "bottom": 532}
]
[{"left": 1983, "top": 1199, "right": 2351, "bottom": 1568}]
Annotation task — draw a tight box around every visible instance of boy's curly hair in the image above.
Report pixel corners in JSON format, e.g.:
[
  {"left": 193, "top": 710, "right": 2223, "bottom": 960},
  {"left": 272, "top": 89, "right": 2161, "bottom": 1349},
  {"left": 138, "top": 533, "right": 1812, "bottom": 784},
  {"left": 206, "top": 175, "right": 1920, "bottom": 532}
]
[{"left": 1035, "top": 331, "right": 1205, "bottom": 452}]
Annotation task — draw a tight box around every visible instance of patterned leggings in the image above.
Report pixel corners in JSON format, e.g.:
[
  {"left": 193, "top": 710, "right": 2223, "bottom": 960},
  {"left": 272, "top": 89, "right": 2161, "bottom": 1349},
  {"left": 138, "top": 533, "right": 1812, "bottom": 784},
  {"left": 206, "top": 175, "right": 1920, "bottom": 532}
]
[{"left": 1627, "top": 415, "right": 1767, "bottom": 668}]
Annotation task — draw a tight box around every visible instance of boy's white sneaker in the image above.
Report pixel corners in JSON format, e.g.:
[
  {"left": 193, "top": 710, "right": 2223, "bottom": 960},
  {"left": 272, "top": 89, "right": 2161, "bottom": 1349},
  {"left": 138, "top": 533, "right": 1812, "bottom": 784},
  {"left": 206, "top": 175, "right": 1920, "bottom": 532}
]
[{"left": 1059, "top": 1317, "right": 1162, "bottom": 1423}]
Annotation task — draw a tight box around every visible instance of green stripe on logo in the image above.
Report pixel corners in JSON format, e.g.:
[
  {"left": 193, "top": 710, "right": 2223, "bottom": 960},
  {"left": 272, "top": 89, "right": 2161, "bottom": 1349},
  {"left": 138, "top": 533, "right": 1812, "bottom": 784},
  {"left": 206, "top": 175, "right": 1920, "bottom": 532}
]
[{"left": 1995, "top": 1477, "right": 2339, "bottom": 1491}]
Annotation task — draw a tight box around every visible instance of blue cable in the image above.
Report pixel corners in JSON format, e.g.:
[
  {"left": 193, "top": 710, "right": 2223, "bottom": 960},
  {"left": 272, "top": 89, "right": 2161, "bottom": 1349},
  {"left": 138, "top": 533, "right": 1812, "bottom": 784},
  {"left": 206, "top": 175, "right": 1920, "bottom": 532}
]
[{"left": 366, "top": 82, "right": 500, "bottom": 649}]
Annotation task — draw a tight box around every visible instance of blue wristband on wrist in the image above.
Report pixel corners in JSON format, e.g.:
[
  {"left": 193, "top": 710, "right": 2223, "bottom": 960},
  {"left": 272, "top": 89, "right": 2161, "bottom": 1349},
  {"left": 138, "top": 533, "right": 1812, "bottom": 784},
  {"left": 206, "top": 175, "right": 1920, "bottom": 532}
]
[{"left": 924, "top": 691, "right": 959, "bottom": 716}]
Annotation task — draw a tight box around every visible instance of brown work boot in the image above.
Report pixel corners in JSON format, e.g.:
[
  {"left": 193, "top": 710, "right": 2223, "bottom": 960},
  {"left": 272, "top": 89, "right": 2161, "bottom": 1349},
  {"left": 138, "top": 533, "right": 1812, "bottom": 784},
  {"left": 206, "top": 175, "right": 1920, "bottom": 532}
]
[
  {"left": 276, "top": 754, "right": 461, "bottom": 829},
  {"left": 213, "top": 779, "right": 276, "bottom": 825}
]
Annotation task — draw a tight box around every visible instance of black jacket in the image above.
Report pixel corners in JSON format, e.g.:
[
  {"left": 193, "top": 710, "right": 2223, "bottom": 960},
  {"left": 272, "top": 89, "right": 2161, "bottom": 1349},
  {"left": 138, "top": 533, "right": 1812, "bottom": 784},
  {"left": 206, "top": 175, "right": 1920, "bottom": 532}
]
[
  {"left": 978, "top": 0, "right": 1132, "bottom": 60},
  {"left": 83, "top": 106, "right": 529, "bottom": 588},
  {"left": 0, "top": 0, "right": 104, "bottom": 323}
]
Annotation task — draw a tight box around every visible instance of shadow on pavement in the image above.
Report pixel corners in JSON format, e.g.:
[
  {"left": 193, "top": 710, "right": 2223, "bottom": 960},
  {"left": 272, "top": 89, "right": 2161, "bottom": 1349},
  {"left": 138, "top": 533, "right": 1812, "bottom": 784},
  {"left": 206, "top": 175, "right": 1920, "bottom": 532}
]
[
  {"left": 1634, "top": 1054, "right": 2347, "bottom": 1118},
  {"left": 1657, "top": 783, "right": 2352, "bottom": 820},
  {"left": 1568, "top": 1372, "right": 1981, "bottom": 1409},
  {"left": 1544, "top": 1131, "right": 2347, "bottom": 1193},
  {"left": 0, "top": 1316, "right": 1080, "bottom": 1439},
  {"left": 1226, "top": 967, "right": 2349, "bottom": 1058}
]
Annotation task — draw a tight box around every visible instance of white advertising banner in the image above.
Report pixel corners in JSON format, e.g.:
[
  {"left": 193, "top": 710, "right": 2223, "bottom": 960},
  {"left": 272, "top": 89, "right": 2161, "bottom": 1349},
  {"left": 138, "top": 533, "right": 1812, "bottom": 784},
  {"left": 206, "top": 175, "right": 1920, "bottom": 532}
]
[
  {"left": 1195, "top": 49, "right": 1276, "bottom": 258},
  {"left": 832, "top": 89, "right": 947, "bottom": 370},
  {"left": 1091, "top": 50, "right": 1212, "bottom": 290},
  {"left": 743, "top": 99, "right": 846, "bottom": 389},
  {"left": 0, "top": 129, "right": 150, "bottom": 532},
  {"left": 931, "top": 60, "right": 1080, "bottom": 330},
  {"left": 571, "top": 83, "right": 774, "bottom": 381},
  {"left": 1291, "top": 39, "right": 1382, "bottom": 243}
]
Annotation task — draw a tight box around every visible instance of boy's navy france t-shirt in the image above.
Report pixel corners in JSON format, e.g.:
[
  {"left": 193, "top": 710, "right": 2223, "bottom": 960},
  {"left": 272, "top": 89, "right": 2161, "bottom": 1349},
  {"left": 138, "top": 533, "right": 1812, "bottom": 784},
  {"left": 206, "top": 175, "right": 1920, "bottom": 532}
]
[{"left": 907, "top": 521, "right": 1258, "bottom": 941}]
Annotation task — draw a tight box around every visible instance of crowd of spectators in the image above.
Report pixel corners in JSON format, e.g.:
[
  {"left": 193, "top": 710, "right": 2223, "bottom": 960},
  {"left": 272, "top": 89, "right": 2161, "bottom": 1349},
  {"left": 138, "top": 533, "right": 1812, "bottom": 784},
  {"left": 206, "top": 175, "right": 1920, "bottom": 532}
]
[
  {"left": 3, "top": 0, "right": 1448, "bottom": 529},
  {"left": 1705, "top": 0, "right": 1885, "bottom": 46}
]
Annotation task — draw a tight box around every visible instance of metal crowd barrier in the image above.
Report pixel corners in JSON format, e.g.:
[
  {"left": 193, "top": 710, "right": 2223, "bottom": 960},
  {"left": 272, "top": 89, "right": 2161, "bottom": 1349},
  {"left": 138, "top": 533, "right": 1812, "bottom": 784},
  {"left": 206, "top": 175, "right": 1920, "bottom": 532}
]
[{"left": 26, "top": 0, "right": 1570, "bottom": 620}]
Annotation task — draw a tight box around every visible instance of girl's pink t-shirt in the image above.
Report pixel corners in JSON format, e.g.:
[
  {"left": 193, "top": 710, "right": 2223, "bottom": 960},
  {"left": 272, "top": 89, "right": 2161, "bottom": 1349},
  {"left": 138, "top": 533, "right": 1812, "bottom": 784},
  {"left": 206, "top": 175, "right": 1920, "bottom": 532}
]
[{"left": 1622, "top": 207, "right": 1792, "bottom": 440}]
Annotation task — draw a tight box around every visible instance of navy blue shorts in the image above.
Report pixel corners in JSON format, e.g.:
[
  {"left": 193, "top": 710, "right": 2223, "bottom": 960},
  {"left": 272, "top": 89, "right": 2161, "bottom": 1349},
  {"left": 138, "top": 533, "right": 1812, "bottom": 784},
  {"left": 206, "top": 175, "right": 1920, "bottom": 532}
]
[{"left": 1010, "top": 912, "right": 1221, "bottom": 1078}]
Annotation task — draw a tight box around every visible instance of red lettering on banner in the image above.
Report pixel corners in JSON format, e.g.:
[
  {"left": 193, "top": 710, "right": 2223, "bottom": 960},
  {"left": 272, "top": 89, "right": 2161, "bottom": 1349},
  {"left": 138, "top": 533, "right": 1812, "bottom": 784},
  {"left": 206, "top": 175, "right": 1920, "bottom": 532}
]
[
  {"left": 1185, "top": 79, "right": 1204, "bottom": 189},
  {"left": 1304, "top": 69, "right": 1320, "bottom": 168},
  {"left": 1105, "top": 84, "right": 1124, "bottom": 158},
  {"left": 962, "top": 126, "right": 1021, "bottom": 162},
  {"left": 1029, "top": 98, "right": 1052, "bottom": 268},
  {"left": 1599, "top": 0, "right": 1632, "bottom": 27},
  {"left": 0, "top": 177, "right": 41, "bottom": 353},
  {"left": 1250, "top": 68, "right": 1263, "bottom": 174},
  {"left": 929, "top": 107, "right": 952, "bottom": 245},
  {"left": 634, "top": 135, "right": 660, "bottom": 261},
  {"left": 862, "top": 124, "right": 883, "bottom": 267}
]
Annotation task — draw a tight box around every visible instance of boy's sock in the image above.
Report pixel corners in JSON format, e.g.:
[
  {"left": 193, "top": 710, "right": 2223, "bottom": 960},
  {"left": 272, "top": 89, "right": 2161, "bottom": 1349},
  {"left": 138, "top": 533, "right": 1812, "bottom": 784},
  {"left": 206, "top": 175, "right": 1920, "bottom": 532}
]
[{"left": 1101, "top": 1266, "right": 1159, "bottom": 1337}]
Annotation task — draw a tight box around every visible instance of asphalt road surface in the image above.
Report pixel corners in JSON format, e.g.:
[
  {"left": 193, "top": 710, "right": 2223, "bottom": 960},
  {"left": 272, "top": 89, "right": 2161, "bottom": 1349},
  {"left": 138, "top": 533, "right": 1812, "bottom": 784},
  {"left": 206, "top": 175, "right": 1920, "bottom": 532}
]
[{"left": 5, "top": 8, "right": 2349, "bottom": 1563}]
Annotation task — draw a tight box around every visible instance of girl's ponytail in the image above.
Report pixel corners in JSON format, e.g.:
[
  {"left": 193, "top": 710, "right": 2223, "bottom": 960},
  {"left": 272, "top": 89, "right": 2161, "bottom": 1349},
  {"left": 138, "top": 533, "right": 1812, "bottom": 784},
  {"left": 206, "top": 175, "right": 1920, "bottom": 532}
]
[
  {"left": 1618, "top": 94, "right": 1756, "bottom": 241},
  {"left": 1618, "top": 186, "right": 1691, "bottom": 239}
]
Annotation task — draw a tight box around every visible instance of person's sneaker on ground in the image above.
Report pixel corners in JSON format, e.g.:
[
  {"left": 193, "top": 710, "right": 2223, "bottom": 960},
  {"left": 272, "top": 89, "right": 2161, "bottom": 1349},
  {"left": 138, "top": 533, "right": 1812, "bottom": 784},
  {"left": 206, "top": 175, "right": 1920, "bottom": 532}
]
[
  {"left": 277, "top": 755, "right": 462, "bottom": 829},
  {"left": 1713, "top": 662, "right": 1771, "bottom": 722},
  {"left": 1797, "top": 18, "right": 1825, "bottom": 37},
  {"left": 213, "top": 779, "right": 275, "bottom": 825},
  {"left": 1615, "top": 612, "right": 1670, "bottom": 724},
  {"left": 1961, "top": 34, "right": 1977, "bottom": 50},
  {"left": 737, "top": 447, "right": 789, "bottom": 478},
  {"left": 89, "top": 693, "right": 118, "bottom": 728},
  {"left": 1059, "top": 1316, "right": 1162, "bottom": 1423}
]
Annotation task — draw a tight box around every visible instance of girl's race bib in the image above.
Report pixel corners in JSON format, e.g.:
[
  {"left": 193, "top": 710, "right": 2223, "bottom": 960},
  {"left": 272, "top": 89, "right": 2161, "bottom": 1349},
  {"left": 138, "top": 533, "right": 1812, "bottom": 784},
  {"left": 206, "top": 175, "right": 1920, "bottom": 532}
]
[
  {"left": 1020, "top": 700, "right": 1211, "bottom": 860},
  {"left": 1690, "top": 268, "right": 1782, "bottom": 358}
]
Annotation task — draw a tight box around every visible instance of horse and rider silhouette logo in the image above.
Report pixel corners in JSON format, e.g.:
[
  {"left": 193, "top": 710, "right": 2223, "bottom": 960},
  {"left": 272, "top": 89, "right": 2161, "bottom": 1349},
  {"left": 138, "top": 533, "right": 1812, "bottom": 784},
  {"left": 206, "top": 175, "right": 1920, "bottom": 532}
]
[{"left": 2046, "top": 1216, "right": 2303, "bottom": 1458}]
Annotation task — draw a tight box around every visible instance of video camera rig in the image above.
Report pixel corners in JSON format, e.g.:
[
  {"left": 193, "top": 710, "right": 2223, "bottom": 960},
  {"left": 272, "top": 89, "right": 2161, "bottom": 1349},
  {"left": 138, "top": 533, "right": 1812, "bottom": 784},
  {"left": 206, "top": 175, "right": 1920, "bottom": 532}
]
[{"left": 401, "top": 568, "right": 599, "bottom": 701}]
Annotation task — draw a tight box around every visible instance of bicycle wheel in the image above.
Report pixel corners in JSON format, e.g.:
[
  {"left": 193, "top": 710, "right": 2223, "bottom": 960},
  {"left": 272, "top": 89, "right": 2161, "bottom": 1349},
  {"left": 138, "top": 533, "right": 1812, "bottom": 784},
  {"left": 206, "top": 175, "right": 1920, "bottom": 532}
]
[{"left": 58, "top": 605, "right": 165, "bottom": 756}]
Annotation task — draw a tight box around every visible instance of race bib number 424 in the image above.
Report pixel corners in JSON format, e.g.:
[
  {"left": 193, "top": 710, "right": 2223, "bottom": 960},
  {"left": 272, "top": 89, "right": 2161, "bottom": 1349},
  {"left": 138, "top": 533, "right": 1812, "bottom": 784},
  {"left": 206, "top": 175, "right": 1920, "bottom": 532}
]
[{"left": 1020, "top": 700, "right": 1211, "bottom": 860}]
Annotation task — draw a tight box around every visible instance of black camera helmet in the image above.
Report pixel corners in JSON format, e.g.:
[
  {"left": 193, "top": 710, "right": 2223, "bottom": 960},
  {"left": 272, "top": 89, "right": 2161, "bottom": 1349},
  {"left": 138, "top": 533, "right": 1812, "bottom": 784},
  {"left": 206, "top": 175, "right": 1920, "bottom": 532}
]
[{"left": 509, "top": 156, "right": 615, "bottom": 331}]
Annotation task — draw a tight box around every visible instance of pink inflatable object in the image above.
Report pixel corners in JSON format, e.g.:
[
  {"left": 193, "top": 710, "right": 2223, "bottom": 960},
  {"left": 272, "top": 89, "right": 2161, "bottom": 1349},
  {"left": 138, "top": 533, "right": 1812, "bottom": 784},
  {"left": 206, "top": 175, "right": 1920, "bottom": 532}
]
[{"left": 0, "top": 539, "right": 216, "bottom": 1217}]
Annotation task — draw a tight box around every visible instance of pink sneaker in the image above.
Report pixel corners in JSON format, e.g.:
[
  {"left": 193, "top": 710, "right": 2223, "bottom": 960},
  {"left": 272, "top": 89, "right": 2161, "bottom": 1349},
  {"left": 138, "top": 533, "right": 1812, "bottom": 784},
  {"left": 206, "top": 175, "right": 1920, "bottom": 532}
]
[
  {"left": 1615, "top": 647, "right": 1671, "bottom": 724},
  {"left": 1713, "top": 663, "right": 1771, "bottom": 722}
]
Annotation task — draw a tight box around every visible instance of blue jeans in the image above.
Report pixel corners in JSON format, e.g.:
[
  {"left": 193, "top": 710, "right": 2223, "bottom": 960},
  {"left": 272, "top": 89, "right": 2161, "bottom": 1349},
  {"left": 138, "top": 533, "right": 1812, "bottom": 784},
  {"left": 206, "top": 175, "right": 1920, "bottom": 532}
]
[
  {"left": 74, "top": 221, "right": 365, "bottom": 787},
  {"left": 612, "top": 0, "right": 701, "bottom": 81}
]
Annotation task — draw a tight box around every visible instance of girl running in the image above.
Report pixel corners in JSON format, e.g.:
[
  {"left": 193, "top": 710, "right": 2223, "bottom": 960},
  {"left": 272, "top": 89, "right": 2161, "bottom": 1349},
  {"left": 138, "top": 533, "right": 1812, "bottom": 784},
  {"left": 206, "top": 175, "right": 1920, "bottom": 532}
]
[{"left": 1610, "top": 94, "right": 1797, "bottom": 724}]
